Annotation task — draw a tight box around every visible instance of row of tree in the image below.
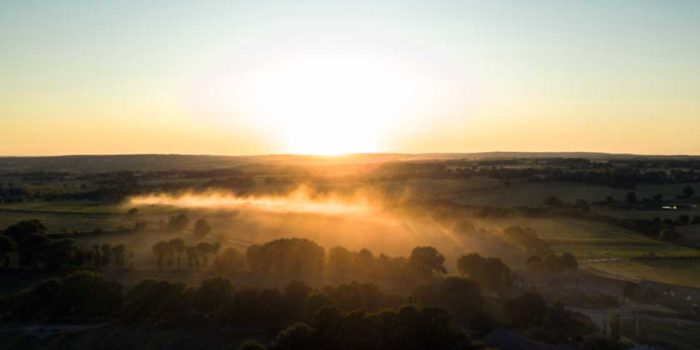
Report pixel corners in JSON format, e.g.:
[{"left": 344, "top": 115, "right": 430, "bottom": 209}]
[
  {"left": 151, "top": 239, "right": 221, "bottom": 269},
  {"left": 0, "top": 271, "right": 602, "bottom": 349},
  {"left": 1, "top": 220, "right": 133, "bottom": 271}
]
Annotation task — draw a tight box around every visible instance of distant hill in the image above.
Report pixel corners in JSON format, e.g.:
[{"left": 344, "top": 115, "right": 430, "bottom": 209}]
[{"left": 0, "top": 152, "right": 697, "bottom": 174}]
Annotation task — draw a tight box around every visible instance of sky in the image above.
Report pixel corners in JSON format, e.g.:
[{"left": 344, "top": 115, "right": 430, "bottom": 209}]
[{"left": 1, "top": 1, "right": 699, "bottom": 156}]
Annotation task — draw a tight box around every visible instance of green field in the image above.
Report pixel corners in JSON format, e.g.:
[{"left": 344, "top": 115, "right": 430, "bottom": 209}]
[
  {"left": 2, "top": 192, "right": 700, "bottom": 288},
  {"left": 476, "top": 217, "right": 700, "bottom": 288}
]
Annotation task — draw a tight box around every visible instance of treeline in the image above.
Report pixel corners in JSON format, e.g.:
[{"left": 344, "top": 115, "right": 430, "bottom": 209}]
[
  {"left": 415, "top": 198, "right": 692, "bottom": 244},
  {"left": 148, "top": 238, "right": 455, "bottom": 290},
  {"left": 0, "top": 271, "right": 600, "bottom": 349},
  {"left": 145, "top": 235, "right": 581, "bottom": 310},
  {"left": 149, "top": 237, "right": 553, "bottom": 294},
  {"left": 0, "top": 220, "right": 133, "bottom": 271},
  {"left": 7, "top": 157, "right": 700, "bottom": 204},
  {"left": 371, "top": 158, "right": 700, "bottom": 189}
]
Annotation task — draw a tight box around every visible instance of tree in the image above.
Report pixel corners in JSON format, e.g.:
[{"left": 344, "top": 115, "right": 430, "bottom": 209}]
[
  {"left": 186, "top": 246, "right": 200, "bottom": 267},
  {"left": 653, "top": 193, "right": 663, "bottom": 202},
  {"left": 166, "top": 213, "right": 190, "bottom": 232},
  {"left": 18, "top": 233, "right": 50, "bottom": 268},
  {"left": 194, "top": 219, "right": 212, "bottom": 239},
  {"left": 270, "top": 323, "right": 319, "bottom": 350},
  {"left": 168, "top": 239, "right": 185, "bottom": 268},
  {"left": 192, "top": 277, "right": 233, "bottom": 315},
  {"left": 409, "top": 246, "right": 446, "bottom": 281},
  {"left": 246, "top": 238, "right": 325, "bottom": 278},
  {"left": 152, "top": 241, "right": 169, "bottom": 269},
  {"left": 456, "top": 253, "right": 512, "bottom": 289},
  {"left": 506, "top": 292, "right": 547, "bottom": 328},
  {"left": 57, "top": 271, "right": 122, "bottom": 317},
  {"left": 0, "top": 236, "right": 15, "bottom": 268},
  {"left": 328, "top": 246, "right": 354, "bottom": 275},
  {"left": 39, "top": 239, "right": 77, "bottom": 272},
  {"left": 237, "top": 340, "right": 267, "bottom": 350},
  {"left": 412, "top": 277, "right": 483, "bottom": 322},
  {"left": 540, "top": 253, "right": 578, "bottom": 274},
  {"left": 121, "top": 279, "right": 187, "bottom": 320},
  {"left": 560, "top": 252, "right": 578, "bottom": 271},
  {"left": 113, "top": 244, "right": 127, "bottom": 267},
  {"left": 625, "top": 192, "right": 637, "bottom": 203},
  {"left": 100, "top": 243, "right": 113, "bottom": 266},
  {"left": 3, "top": 220, "right": 46, "bottom": 244},
  {"left": 214, "top": 247, "right": 245, "bottom": 274},
  {"left": 283, "top": 281, "right": 311, "bottom": 321},
  {"left": 682, "top": 186, "right": 695, "bottom": 199},
  {"left": 197, "top": 242, "right": 217, "bottom": 267},
  {"left": 609, "top": 312, "right": 621, "bottom": 341},
  {"left": 126, "top": 207, "right": 139, "bottom": 218},
  {"left": 503, "top": 226, "right": 550, "bottom": 255}
]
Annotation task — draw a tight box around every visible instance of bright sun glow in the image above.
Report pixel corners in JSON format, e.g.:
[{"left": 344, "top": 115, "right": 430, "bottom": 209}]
[{"left": 242, "top": 55, "right": 418, "bottom": 155}]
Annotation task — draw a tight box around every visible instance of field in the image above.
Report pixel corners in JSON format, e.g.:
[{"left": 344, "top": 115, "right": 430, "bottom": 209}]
[
  {"left": 476, "top": 217, "right": 700, "bottom": 288},
  {"left": 2, "top": 196, "right": 700, "bottom": 289}
]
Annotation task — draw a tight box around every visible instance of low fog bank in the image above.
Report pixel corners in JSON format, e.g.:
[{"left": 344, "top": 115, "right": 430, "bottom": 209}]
[{"left": 124, "top": 187, "right": 520, "bottom": 275}]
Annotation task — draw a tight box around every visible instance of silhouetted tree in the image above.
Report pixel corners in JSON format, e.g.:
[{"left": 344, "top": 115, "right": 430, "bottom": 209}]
[
  {"left": 18, "top": 233, "right": 50, "bottom": 268},
  {"left": 457, "top": 253, "right": 512, "bottom": 289},
  {"left": 113, "top": 244, "right": 127, "bottom": 267},
  {"left": 126, "top": 207, "right": 139, "bottom": 218},
  {"left": 412, "top": 277, "right": 483, "bottom": 322},
  {"left": 682, "top": 186, "right": 695, "bottom": 199},
  {"left": 3, "top": 220, "right": 46, "bottom": 244},
  {"left": 194, "top": 219, "right": 212, "bottom": 239},
  {"left": 100, "top": 243, "right": 113, "bottom": 266},
  {"left": 56, "top": 271, "right": 122, "bottom": 317},
  {"left": 167, "top": 213, "right": 190, "bottom": 232},
  {"left": 247, "top": 238, "right": 324, "bottom": 279},
  {"left": 0, "top": 235, "right": 15, "bottom": 268},
  {"left": 192, "top": 277, "right": 233, "bottom": 316},
  {"left": 197, "top": 242, "right": 217, "bottom": 267},
  {"left": 152, "top": 241, "right": 169, "bottom": 269},
  {"left": 39, "top": 239, "right": 77, "bottom": 272},
  {"left": 409, "top": 246, "right": 446, "bottom": 281},
  {"left": 121, "top": 279, "right": 187, "bottom": 320},
  {"left": 506, "top": 292, "right": 547, "bottom": 328},
  {"left": 168, "top": 239, "right": 185, "bottom": 268},
  {"left": 270, "top": 323, "right": 319, "bottom": 350},
  {"left": 214, "top": 247, "right": 245, "bottom": 274},
  {"left": 237, "top": 340, "right": 267, "bottom": 350}
]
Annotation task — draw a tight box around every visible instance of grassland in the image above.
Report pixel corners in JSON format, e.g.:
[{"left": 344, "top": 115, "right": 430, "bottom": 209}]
[
  {"left": 2, "top": 180, "right": 699, "bottom": 288},
  {"left": 477, "top": 217, "right": 700, "bottom": 288}
]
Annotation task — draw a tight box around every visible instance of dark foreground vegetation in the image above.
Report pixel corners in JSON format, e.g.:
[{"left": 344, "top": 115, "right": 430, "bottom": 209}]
[
  {"left": 0, "top": 216, "right": 617, "bottom": 349},
  {"left": 1, "top": 269, "right": 608, "bottom": 350}
]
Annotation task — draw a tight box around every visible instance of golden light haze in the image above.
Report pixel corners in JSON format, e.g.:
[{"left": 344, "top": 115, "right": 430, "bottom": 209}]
[{"left": 128, "top": 188, "right": 376, "bottom": 216}]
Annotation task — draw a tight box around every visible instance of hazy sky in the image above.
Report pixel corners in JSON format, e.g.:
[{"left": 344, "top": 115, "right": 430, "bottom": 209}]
[{"left": 2, "top": 1, "right": 699, "bottom": 155}]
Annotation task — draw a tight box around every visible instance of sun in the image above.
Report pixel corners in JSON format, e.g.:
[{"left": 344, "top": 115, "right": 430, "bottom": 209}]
[{"left": 244, "top": 55, "right": 417, "bottom": 155}]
